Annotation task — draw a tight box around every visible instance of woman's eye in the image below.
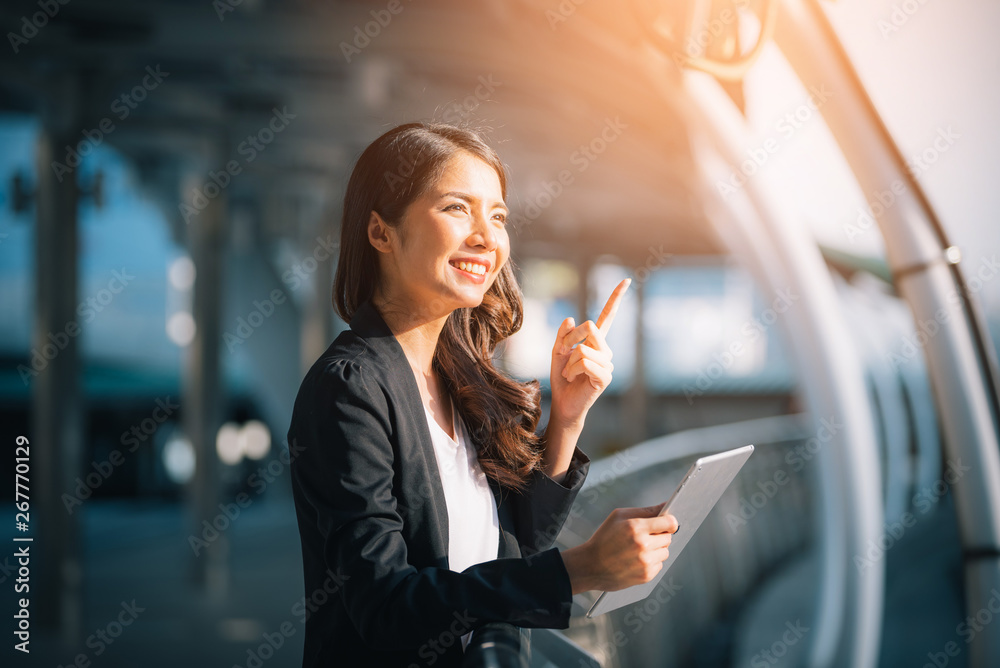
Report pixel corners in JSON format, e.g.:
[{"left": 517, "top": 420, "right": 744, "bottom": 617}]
[{"left": 442, "top": 202, "right": 505, "bottom": 224}]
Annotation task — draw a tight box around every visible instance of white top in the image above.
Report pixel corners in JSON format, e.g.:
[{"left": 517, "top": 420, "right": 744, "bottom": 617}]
[{"left": 423, "top": 395, "right": 500, "bottom": 651}]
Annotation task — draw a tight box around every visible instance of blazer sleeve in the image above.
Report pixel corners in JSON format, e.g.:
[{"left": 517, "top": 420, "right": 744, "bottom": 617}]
[
  {"left": 505, "top": 443, "right": 591, "bottom": 556},
  {"left": 288, "top": 358, "right": 576, "bottom": 651}
]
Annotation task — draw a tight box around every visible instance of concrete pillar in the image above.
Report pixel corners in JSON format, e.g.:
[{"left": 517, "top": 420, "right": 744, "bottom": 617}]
[
  {"left": 180, "top": 167, "right": 228, "bottom": 597},
  {"left": 575, "top": 254, "right": 593, "bottom": 328},
  {"left": 625, "top": 276, "right": 648, "bottom": 445},
  {"left": 299, "top": 198, "right": 336, "bottom": 373},
  {"left": 32, "top": 78, "right": 84, "bottom": 644}
]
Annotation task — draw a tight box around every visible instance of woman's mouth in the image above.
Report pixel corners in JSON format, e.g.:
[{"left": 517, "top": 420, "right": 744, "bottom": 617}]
[{"left": 449, "top": 260, "right": 489, "bottom": 283}]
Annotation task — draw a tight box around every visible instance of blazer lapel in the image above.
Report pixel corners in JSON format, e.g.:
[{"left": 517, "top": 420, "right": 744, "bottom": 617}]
[
  {"left": 348, "top": 298, "right": 451, "bottom": 564},
  {"left": 348, "top": 297, "right": 523, "bottom": 562}
]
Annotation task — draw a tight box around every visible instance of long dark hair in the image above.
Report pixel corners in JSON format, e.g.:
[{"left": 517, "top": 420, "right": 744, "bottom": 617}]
[{"left": 333, "top": 122, "right": 542, "bottom": 492}]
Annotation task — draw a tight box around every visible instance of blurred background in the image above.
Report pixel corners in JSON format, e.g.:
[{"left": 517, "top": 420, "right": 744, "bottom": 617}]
[{"left": 1, "top": 0, "right": 999, "bottom": 666}]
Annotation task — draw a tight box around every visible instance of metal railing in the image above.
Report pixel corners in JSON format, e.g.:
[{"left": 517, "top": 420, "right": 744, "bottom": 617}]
[
  {"left": 462, "top": 623, "right": 602, "bottom": 668},
  {"left": 461, "top": 623, "right": 527, "bottom": 668}
]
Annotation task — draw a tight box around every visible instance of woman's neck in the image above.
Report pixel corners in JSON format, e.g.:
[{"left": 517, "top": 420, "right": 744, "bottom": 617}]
[{"left": 372, "top": 291, "right": 450, "bottom": 377}]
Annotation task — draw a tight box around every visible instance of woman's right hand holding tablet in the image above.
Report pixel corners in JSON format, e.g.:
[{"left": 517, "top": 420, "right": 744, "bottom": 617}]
[{"left": 560, "top": 502, "right": 680, "bottom": 595}]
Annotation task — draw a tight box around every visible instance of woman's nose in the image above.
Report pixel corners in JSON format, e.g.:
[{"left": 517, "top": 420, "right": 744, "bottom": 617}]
[{"left": 469, "top": 211, "right": 498, "bottom": 250}]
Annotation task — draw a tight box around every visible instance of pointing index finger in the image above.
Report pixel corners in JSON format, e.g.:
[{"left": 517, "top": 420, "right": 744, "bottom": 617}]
[{"left": 596, "top": 278, "right": 631, "bottom": 335}]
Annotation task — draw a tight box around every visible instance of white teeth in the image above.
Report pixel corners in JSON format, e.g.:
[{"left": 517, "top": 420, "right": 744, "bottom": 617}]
[{"left": 455, "top": 261, "right": 487, "bottom": 275}]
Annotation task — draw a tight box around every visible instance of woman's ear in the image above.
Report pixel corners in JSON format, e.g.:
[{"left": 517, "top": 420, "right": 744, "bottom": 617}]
[{"left": 367, "top": 210, "right": 394, "bottom": 254}]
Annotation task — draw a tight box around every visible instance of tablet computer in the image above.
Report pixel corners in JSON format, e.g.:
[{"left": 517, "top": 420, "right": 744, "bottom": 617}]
[{"left": 586, "top": 444, "right": 755, "bottom": 618}]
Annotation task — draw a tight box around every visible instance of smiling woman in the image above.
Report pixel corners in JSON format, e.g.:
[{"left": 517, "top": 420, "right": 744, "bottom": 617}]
[
  {"left": 287, "top": 122, "right": 679, "bottom": 668},
  {"left": 333, "top": 123, "right": 539, "bottom": 491}
]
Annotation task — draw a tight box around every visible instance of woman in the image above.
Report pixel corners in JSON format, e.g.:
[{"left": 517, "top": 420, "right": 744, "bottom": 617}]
[{"left": 287, "top": 122, "right": 679, "bottom": 668}]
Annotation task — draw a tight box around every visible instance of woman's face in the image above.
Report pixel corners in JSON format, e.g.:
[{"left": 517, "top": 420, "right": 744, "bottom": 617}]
[{"left": 373, "top": 150, "right": 510, "bottom": 316}]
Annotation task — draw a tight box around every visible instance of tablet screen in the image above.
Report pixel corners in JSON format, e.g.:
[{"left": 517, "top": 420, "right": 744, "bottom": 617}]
[{"left": 587, "top": 444, "right": 755, "bottom": 618}]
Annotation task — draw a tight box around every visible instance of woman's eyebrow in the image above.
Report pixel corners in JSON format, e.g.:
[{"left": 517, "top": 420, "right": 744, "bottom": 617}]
[{"left": 440, "top": 190, "right": 508, "bottom": 213}]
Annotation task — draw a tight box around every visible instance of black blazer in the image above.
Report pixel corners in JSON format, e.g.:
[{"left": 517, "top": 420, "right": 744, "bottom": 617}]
[{"left": 287, "top": 297, "right": 591, "bottom": 668}]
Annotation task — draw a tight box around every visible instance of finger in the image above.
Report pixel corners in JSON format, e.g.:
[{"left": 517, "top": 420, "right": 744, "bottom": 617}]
[
  {"left": 645, "top": 545, "right": 671, "bottom": 564},
  {"left": 596, "top": 278, "right": 631, "bottom": 336},
  {"left": 553, "top": 317, "right": 576, "bottom": 356},
  {"left": 646, "top": 533, "right": 674, "bottom": 550},
  {"left": 575, "top": 326, "right": 614, "bottom": 361},
  {"left": 564, "top": 341, "right": 612, "bottom": 372},
  {"left": 615, "top": 502, "right": 667, "bottom": 520},
  {"left": 562, "top": 357, "right": 591, "bottom": 384},
  {"left": 562, "top": 320, "right": 609, "bottom": 355},
  {"left": 648, "top": 513, "right": 680, "bottom": 534},
  {"left": 646, "top": 532, "right": 673, "bottom": 550},
  {"left": 632, "top": 512, "right": 679, "bottom": 536},
  {"left": 563, "top": 357, "right": 612, "bottom": 387}
]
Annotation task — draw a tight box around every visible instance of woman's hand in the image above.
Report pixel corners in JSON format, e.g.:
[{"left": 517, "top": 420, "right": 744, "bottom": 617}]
[
  {"left": 560, "top": 503, "right": 680, "bottom": 595},
  {"left": 549, "top": 278, "right": 631, "bottom": 429}
]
